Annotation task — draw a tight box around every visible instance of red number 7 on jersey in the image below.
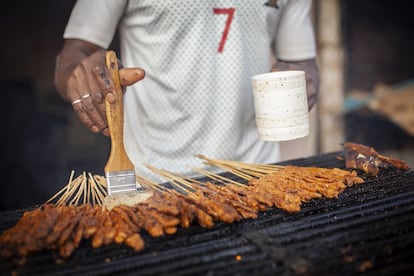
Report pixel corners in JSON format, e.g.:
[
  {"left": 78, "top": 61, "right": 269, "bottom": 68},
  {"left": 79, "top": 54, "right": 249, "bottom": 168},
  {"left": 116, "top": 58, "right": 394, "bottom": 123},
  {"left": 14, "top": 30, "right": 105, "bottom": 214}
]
[{"left": 213, "top": 8, "right": 235, "bottom": 53}]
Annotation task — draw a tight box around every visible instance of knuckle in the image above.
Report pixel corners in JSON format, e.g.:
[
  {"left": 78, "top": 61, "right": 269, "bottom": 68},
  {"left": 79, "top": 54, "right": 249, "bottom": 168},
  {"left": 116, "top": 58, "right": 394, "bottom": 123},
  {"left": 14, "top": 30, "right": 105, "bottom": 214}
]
[
  {"left": 73, "top": 104, "right": 84, "bottom": 113},
  {"left": 94, "top": 118, "right": 106, "bottom": 129},
  {"left": 79, "top": 58, "right": 90, "bottom": 70},
  {"left": 82, "top": 100, "right": 95, "bottom": 112},
  {"left": 82, "top": 116, "right": 94, "bottom": 128},
  {"left": 92, "top": 92, "right": 104, "bottom": 103},
  {"left": 101, "top": 87, "right": 114, "bottom": 95},
  {"left": 67, "top": 74, "right": 77, "bottom": 86},
  {"left": 92, "top": 65, "right": 104, "bottom": 75}
]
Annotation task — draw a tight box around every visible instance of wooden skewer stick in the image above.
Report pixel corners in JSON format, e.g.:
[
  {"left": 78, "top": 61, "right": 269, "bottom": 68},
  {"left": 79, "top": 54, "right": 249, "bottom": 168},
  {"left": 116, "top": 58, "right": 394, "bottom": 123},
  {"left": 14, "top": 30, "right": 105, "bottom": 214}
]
[
  {"left": 143, "top": 164, "right": 194, "bottom": 194},
  {"left": 190, "top": 167, "right": 245, "bottom": 187},
  {"left": 195, "top": 154, "right": 285, "bottom": 179},
  {"left": 83, "top": 173, "right": 88, "bottom": 205},
  {"left": 135, "top": 174, "right": 166, "bottom": 192},
  {"left": 43, "top": 170, "right": 76, "bottom": 206},
  {"left": 195, "top": 155, "right": 253, "bottom": 180},
  {"left": 90, "top": 174, "right": 99, "bottom": 206},
  {"left": 69, "top": 172, "right": 86, "bottom": 206},
  {"left": 93, "top": 175, "right": 108, "bottom": 197},
  {"left": 86, "top": 175, "right": 91, "bottom": 205},
  {"left": 56, "top": 174, "right": 81, "bottom": 206},
  {"left": 89, "top": 173, "right": 106, "bottom": 206}
]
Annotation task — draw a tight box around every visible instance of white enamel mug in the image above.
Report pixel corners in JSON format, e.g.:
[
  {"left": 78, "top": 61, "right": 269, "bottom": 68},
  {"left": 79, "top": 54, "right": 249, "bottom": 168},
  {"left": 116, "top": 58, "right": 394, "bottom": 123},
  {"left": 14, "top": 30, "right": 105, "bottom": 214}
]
[{"left": 252, "top": 70, "right": 309, "bottom": 141}]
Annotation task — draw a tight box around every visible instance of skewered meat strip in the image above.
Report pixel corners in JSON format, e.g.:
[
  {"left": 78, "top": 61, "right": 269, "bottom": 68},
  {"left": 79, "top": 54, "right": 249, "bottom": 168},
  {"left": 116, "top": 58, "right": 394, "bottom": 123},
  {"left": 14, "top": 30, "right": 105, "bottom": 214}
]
[
  {"left": 58, "top": 206, "right": 86, "bottom": 257},
  {"left": 60, "top": 240, "right": 75, "bottom": 259},
  {"left": 249, "top": 176, "right": 303, "bottom": 213},
  {"left": 225, "top": 183, "right": 273, "bottom": 211},
  {"left": 142, "top": 192, "right": 180, "bottom": 216},
  {"left": 90, "top": 206, "right": 144, "bottom": 252},
  {"left": 284, "top": 166, "right": 348, "bottom": 198},
  {"left": 201, "top": 182, "right": 258, "bottom": 219},
  {"left": 173, "top": 192, "right": 215, "bottom": 228},
  {"left": 112, "top": 206, "right": 139, "bottom": 232},
  {"left": 118, "top": 205, "right": 142, "bottom": 230},
  {"left": 144, "top": 208, "right": 180, "bottom": 230},
  {"left": 187, "top": 189, "right": 241, "bottom": 223},
  {"left": 62, "top": 205, "right": 97, "bottom": 258},
  {"left": 73, "top": 205, "right": 96, "bottom": 244},
  {"left": 343, "top": 142, "right": 409, "bottom": 175},
  {"left": 111, "top": 207, "right": 137, "bottom": 244},
  {"left": 91, "top": 208, "right": 112, "bottom": 248},
  {"left": 194, "top": 188, "right": 242, "bottom": 222},
  {"left": 58, "top": 207, "right": 85, "bottom": 246},
  {"left": 116, "top": 206, "right": 146, "bottom": 250},
  {"left": 163, "top": 191, "right": 215, "bottom": 229},
  {"left": 162, "top": 192, "right": 193, "bottom": 228},
  {"left": 125, "top": 233, "right": 145, "bottom": 252},
  {"left": 83, "top": 206, "right": 102, "bottom": 241},
  {"left": 46, "top": 206, "right": 77, "bottom": 247},
  {"left": 134, "top": 205, "right": 180, "bottom": 237},
  {"left": 216, "top": 183, "right": 264, "bottom": 212}
]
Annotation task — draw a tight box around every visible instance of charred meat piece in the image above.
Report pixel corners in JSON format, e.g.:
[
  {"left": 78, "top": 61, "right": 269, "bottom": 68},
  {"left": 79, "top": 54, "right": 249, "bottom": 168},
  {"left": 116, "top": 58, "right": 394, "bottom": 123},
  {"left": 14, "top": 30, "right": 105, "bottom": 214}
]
[{"left": 343, "top": 142, "right": 409, "bottom": 176}]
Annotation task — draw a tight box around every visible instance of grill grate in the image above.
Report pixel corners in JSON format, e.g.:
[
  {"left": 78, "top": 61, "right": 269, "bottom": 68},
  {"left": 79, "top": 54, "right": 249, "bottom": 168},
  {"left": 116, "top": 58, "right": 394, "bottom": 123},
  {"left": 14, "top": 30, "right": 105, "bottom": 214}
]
[{"left": 1, "top": 152, "right": 413, "bottom": 275}]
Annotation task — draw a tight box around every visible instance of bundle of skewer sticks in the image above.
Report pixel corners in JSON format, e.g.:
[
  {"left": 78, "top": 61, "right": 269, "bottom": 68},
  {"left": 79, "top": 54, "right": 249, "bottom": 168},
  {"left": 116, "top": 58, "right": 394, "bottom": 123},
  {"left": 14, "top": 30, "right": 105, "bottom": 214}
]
[
  {"left": 0, "top": 155, "right": 365, "bottom": 261},
  {"left": 44, "top": 171, "right": 108, "bottom": 207},
  {"left": 43, "top": 156, "right": 288, "bottom": 208}
]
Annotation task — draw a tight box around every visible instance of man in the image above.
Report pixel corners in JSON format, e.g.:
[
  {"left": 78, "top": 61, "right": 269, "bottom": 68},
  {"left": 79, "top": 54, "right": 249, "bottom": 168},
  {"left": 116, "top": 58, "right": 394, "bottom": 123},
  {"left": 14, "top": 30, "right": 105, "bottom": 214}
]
[{"left": 55, "top": 0, "right": 319, "bottom": 180}]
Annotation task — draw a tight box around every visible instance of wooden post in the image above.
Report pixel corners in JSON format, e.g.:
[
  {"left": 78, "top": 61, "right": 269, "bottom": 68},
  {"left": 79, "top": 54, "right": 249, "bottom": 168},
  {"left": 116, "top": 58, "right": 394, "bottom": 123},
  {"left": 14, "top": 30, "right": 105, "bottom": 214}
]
[{"left": 315, "top": 0, "right": 345, "bottom": 152}]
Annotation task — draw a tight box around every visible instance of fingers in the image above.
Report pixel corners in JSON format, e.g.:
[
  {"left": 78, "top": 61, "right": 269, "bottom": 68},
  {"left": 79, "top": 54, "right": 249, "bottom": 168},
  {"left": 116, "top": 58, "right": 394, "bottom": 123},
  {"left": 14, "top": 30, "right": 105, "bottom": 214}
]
[
  {"left": 92, "top": 64, "right": 116, "bottom": 104},
  {"left": 67, "top": 52, "right": 110, "bottom": 135},
  {"left": 307, "top": 92, "right": 317, "bottom": 111},
  {"left": 68, "top": 83, "right": 107, "bottom": 134},
  {"left": 65, "top": 50, "right": 145, "bottom": 136},
  {"left": 272, "top": 59, "right": 319, "bottom": 111}
]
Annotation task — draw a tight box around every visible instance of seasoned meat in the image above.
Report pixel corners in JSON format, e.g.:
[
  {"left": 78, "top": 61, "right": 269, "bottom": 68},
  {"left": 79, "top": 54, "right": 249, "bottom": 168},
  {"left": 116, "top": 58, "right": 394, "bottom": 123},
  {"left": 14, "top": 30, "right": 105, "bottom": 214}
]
[{"left": 343, "top": 142, "right": 409, "bottom": 175}]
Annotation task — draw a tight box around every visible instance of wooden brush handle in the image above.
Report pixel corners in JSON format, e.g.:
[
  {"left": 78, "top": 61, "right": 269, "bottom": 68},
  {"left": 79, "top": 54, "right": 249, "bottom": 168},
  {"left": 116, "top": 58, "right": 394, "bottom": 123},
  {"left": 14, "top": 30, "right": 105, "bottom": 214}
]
[{"left": 104, "top": 51, "right": 135, "bottom": 173}]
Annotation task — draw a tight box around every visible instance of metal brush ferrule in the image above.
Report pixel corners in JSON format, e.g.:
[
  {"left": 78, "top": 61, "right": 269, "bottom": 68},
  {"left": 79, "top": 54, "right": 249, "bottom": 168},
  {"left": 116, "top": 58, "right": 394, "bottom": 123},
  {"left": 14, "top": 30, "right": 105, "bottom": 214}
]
[{"left": 105, "top": 170, "right": 138, "bottom": 195}]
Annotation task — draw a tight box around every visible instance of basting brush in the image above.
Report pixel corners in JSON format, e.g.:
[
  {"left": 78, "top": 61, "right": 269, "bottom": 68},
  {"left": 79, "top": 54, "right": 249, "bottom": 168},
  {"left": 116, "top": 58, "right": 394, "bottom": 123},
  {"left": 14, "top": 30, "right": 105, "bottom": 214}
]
[{"left": 103, "top": 50, "right": 152, "bottom": 207}]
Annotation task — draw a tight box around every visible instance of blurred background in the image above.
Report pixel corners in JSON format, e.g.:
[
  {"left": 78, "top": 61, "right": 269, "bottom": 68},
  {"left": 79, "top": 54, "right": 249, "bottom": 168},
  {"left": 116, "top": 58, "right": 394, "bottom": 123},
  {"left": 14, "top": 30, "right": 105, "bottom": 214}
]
[{"left": 1, "top": 0, "right": 413, "bottom": 210}]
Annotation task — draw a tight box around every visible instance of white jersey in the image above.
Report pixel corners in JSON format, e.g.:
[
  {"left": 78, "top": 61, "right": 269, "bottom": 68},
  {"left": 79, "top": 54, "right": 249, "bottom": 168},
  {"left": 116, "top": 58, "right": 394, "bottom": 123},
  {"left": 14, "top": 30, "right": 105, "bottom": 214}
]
[{"left": 64, "top": 0, "right": 316, "bottom": 181}]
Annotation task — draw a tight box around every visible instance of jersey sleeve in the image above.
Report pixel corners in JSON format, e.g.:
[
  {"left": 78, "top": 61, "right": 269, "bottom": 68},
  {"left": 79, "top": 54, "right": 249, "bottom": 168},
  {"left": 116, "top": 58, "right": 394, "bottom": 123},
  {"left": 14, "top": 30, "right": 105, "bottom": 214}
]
[
  {"left": 275, "top": 0, "right": 316, "bottom": 61},
  {"left": 63, "top": 0, "right": 127, "bottom": 49}
]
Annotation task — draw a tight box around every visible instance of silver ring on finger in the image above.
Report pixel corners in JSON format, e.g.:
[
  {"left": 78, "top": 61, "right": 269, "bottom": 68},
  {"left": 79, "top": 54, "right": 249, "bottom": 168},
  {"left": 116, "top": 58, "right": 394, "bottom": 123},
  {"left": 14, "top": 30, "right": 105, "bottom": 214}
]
[
  {"left": 81, "top": 94, "right": 91, "bottom": 99},
  {"left": 71, "top": 99, "right": 82, "bottom": 105}
]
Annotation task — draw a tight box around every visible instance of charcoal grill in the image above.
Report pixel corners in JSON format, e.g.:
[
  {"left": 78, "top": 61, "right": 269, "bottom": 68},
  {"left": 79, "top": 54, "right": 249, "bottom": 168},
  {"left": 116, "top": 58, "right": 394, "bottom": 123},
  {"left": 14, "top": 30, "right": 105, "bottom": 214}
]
[{"left": 1, "top": 152, "right": 413, "bottom": 275}]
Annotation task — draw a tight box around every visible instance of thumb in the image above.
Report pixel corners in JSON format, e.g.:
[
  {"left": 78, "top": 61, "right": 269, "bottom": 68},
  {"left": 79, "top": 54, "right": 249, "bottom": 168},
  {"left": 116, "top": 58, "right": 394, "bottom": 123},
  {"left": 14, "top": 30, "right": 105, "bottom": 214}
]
[{"left": 119, "top": 68, "right": 145, "bottom": 86}]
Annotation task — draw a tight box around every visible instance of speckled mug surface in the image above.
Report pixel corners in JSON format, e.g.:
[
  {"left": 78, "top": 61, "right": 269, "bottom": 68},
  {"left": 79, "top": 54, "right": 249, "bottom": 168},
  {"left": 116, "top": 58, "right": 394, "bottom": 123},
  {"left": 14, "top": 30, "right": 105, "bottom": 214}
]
[{"left": 252, "top": 70, "right": 309, "bottom": 141}]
